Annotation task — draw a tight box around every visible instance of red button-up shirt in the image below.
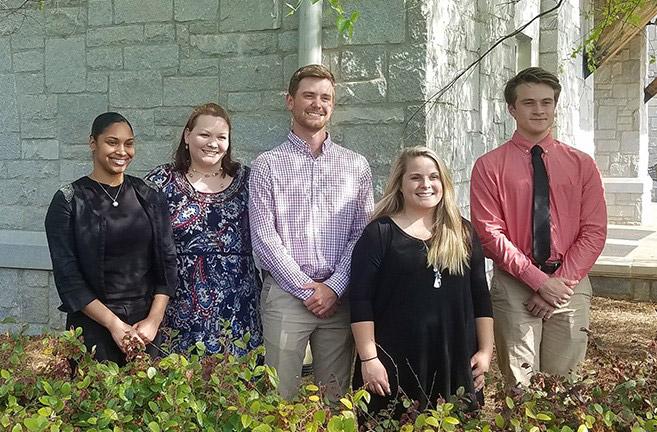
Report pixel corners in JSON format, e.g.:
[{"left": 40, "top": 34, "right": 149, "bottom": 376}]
[{"left": 470, "top": 132, "right": 607, "bottom": 291}]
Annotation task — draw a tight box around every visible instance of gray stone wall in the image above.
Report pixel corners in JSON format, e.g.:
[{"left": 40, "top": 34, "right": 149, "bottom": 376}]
[
  {"left": 647, "top": 25, "right": 657, "bottom": 201},
  {"left": 594, "top": 32, "right": 652, "bottom": 224}
]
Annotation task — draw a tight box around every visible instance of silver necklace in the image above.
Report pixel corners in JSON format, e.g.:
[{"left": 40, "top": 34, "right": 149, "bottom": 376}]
[
  {"left": 422, "top": 240, "right": 442, "bottom": 288},
  {"left": 95, "top": 180, "right": 123, "bottom": 207}
]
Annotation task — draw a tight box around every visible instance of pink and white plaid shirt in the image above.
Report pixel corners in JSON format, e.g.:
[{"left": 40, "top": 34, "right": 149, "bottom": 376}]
[{"left": 249, "top": 131, "right": 374, "bottom": 300}]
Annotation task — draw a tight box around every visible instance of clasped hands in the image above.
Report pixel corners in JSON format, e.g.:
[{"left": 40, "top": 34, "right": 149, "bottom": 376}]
[
  {"left": 524, "top": 276, "right": 578, "bottom": 320},
  {"left": 108, "top": 316, "right": 160, "bottom": 354},
  {"left": 302, "top": 281, "right": 338, "bottom": 319}
]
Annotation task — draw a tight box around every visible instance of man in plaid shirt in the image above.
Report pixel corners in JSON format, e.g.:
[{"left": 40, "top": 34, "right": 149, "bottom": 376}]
[{"left": 249, "top": 64, "right": 374, "bottom": 401}]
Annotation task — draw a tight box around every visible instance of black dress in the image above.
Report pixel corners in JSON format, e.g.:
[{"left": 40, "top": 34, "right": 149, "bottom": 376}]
[{"left": 349, "top": 216, "right": 493, "bottom": 415}]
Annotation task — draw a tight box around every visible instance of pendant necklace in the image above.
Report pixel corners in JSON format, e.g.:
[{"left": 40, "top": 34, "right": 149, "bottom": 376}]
[
  {"left": 95, "top": 180, "right": 123, "bottom": 207},
  {"left": 422, "top": 240, "right": 442, "bottom": 288}
]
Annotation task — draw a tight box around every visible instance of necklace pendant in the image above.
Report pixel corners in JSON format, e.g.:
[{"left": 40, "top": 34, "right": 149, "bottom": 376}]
[
  {"left": 112, "top": 201, "right": 119, "bottom": 207},
  {"left": 433, "top": 267, "right": 441, "bottom": 289}
]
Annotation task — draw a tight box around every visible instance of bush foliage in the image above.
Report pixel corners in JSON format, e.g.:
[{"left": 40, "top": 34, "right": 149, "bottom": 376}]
[{"left": 0, "top": 328, "right": 656, "bottom": 431}]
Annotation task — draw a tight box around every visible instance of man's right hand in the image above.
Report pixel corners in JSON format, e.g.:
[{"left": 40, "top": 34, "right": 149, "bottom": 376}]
[{"left": 538, "top": 277, "right": 577, "bottom": 308}]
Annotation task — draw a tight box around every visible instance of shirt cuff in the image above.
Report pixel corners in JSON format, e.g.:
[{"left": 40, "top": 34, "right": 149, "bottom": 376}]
[
  {"left": 520, "top": 265, "right": 550, "bottom": 292},
  {"left": 324, "top": 272, "right": 347, "bottom": 298}
]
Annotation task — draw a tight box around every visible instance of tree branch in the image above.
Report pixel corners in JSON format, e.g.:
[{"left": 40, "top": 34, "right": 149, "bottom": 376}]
[{"left": 405, "top": 0, "right": 566, "bottom": 133}]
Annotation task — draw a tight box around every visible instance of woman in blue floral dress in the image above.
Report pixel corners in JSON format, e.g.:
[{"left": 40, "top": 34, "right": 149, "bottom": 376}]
[{"left": 146, "top": 103, "right": 262, "bottom": 355}]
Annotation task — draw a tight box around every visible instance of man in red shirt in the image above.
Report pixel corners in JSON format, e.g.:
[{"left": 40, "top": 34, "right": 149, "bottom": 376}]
[{"left": 470, "top": 67, "right": 607, "bottom": 386}]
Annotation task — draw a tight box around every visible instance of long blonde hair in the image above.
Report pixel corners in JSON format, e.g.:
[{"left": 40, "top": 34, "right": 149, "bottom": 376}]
[{"left": 372, "top": 147, "right": 471, "bottom": 275}]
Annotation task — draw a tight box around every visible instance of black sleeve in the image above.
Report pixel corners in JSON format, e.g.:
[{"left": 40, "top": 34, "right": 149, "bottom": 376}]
[
  {"left": 468, "top": 221, "right": 493, "bottom": 318},
  {"left": 153, "top": 190, "right": 178, "bottom": 297},
  {"left": 349, "top": 219, "right": 387, "bottom": 323},
  {"left": 44, "top": 191, "right": 98, "bottom": 313}
]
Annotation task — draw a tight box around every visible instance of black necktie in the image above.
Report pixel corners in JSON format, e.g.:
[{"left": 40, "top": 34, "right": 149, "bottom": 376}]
[{"left": 531, "top": 145, "right": 550, "bottom": 265}]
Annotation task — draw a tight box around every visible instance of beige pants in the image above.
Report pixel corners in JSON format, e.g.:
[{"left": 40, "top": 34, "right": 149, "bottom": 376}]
[
  {"left": 491, "top": 269, "right": 592, "bottom": 387},
  {"left": 260, "top": 274, "right": 354, "bottom": 401}
]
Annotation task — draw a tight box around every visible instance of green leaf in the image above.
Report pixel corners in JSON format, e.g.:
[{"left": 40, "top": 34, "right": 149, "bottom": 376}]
[
  {"left": 340, "top": 398, "right": 353, "bottom": 409},
  {"left": 147, "top": 367, "right": 157, "bottom": 379},
  {"left": 251, "top": 425, "right": 272, "bottom": 432},
  {"left": 495, "top": 414, "right": 506, "bottom": 428},
  {"left": 425, "top": 417, "right": 439, "bottom": 427},
  {"left": 444, "top": 416, "right": 460, "bottom": 425},
  {"left": 536, "top": 413, "right": 552, "bottom": 421},
  {"left": 240, "top": 415, "right": 252, "bottom": 428},
  {"left": 148, "top": 422, "right": 161, "bottom": 432},
  {"left": 505, "top": 396, "right": 515, "bottom": 409},
  {"left": 577, "top": 425, "right": 588, "bottom": 432}
]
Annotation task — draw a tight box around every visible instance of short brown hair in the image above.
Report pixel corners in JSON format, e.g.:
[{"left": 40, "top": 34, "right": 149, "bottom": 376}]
[
  {"left": 287, "top": 64, "right": 336, "bottom": 96},
  {"left": 504, "top": 67, "right": 561, "bottom": 106},
  {"left": 173, "top": 103, "right": 239, "bottom": 177}
]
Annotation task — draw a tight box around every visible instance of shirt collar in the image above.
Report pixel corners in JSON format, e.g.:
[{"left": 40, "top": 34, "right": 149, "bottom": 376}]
[
  {"left": 287, "top": 130, "right": 334, "bottom": 156},
  {"left": 510, "top": 130, "right": 556, "bottom": 153}
]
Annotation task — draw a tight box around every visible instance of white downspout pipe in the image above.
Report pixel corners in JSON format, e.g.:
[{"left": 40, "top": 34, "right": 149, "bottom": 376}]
[{"left": 298, "top": 0, "right": 323, "bottom": 66}]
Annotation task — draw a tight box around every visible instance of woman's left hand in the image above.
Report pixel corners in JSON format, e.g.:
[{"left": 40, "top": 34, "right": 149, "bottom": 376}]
[
  {"left": 133, "top": 317, "right": 160, "bottom": 345},
  {"left": 470, "top": 350, "right": 492, "bottom": 392}
]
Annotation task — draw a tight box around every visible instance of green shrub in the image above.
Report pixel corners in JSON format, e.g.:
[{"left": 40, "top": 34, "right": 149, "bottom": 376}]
[{"left": 0, "top": 328, "right": 656, "bottom": 431}]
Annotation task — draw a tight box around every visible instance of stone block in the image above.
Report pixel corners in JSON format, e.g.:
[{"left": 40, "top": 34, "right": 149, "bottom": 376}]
[
  {"left": 13, "top": 50, "right": 43, "bottom": 72},
  {"left": 0, "top": 269, "right": 19, "bottom": 308},
  {"left": 154, "top": 106, "right": 194, "bottom": 126},
  {"left": 0, "top": 38, "right": 10, "bottom": 72},
  {"left": 590, "top": 276, "right": 632, "bottom": 299},
  {"left": 221, "top": 55, "right": 283, "bottom": 92},
  {"left": 278, "top": 31, "right": 297, "bottom": 52},
  {"left": 179, "top": 58, "right": 218, "bottom": 76},
  {"left": 87, "top": 25, "right": 144, "bottom": 47},
  {"left": 219, "top": 0, "right": 280, "bottom": 32},
  {"left": 0, "top": 74, "right": 19, "bottom": 132},
  {"left": 388, "top": 46, "right": 425, "bottom": 102},
  {"left": 230, "top": 111, "right": 289, "bottom": 153},
  {"left": 163, "top": 76, "right": 218, "bottom": 106},
  {"left": 632, "top": 281, "right": 651, "bottom": 302},
  {"left": 145, "top": 23, "right": 176, "bottom": 42},
  {"left": 175, "top": 0, "right": 218, "bottom": 22},
  {"left": 597, "top": 105, "right": 617, "bottom": 128},
  {"left": 116, "top": 108, "right": 155, "bottom": 139},
  {"left": 15, "top": 73, "right": 44, "bottom": 95},
  {"left": 130, "top": 140, "right": 174, "bottom": 170},
  {"left": 21, "top": 285, "right": 49, "bottom": 324},
  {"left": 87, "top": 47, "right": 123, "bottom": 70},
  {"left": 59, "top": 143, "right": 90, "bottom": 160},
  {"left": 109, "top": 71, "right": 163, "bottom": 108},
  {"left": 124, "top": 45, "right": 179, "bottom": 70},
  {"left": 86, "top": 72, "right": 109, "bottom": 93},
  {"left": 59, "top": 160, "right": 89, "bottom": 182},
  {"left": 10, "top": 35, "right": 44, "bottom": 51},
  {"left": 22, "top": 119, "right": 57, "bottom": 139},
  {"left": 114, "top": 0, "right": 173, "bottom": 24},
  {"left": 57, "top": 94, "right": 108, "bottom": 144},
  {"left": 0, "top": 133, "right": 20, "bottom": 160},
  {"left": 345, "top": 0, "right": 404, "bottom": 45},
  {"left": 46, "top": 7, "right": 87, "bottom": 37},
  {"left": 7, "top": 160, "right": 58, "bottom": 179},
  {"left": 176, "top": 24, "right": 190, "bottom": 44},
  {"left": 339, "top": 124, "right": 403, "bottom": 166},
  {"left": 340, "top": 46, "right": 385, "bottom": 80},
  {"left": 225, "top": 92, "right": 262, "bottom": 112},
  {"left": 21, "top": 140, "right": 59, "bottom": 160},
  {"left": 188, "top": 20, "right": 219, "bottom": 34},
  {"left": 23, "top": 270, "right": 49, "bottom": 287},
  {"left": 18, "top": 94, "right": 57, "bottom": 120},
  {"left": 332, "top": 106, "right": 405, "bottom": 125},
  {"left": 49, "top": 280, "right": 65, "bottom": 330},
  {"left": 45, "top": 37, "right": 86, "bottom": 93},
  {"left": 283, "top": 53, "right": 298, "bottom": 83},
  {"left": 190, "top": 33, "right": 276, "bottom": 56},
  {"left": 322, "top": 28, "right": 340, "bottom": 50},
  {"left": 0, "top": 8, "right": 43, "bottom": 37},
  {"left": 88, "top": 0, "right": 113, "bottom": 26},
  {"left": 0, "top": 205, "right": 29, "bottom": 229}
]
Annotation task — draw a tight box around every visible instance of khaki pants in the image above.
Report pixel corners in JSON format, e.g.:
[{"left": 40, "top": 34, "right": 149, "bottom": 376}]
[
  {"left": 491, "top": 269, "right": 592, "bottom": 387},
  {"left": 261, "top": 274, "right": 354, "bottom": 401}
]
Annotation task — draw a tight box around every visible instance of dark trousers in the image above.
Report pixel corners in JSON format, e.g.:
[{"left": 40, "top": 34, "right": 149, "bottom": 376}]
[{"left": 66, "top": 297, "right": 160, "bottom": 366}]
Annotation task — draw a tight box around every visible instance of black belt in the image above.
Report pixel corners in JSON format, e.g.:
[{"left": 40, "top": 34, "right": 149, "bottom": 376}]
[{"left": 536, "top": 261, "right": 561, "bottom": 275}]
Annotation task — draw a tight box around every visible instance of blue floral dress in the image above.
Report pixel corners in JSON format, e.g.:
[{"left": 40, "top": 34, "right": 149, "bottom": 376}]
[{"left": 146, "top": 164, "right": 262, "bottom": 355}]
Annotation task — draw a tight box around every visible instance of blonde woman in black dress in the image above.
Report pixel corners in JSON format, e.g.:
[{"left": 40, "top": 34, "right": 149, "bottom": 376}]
[{"left": 349, "top": 146, "right": 494, "bottom": 417}]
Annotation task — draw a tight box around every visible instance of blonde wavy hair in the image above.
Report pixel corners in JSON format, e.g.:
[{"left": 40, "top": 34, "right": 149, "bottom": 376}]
[{"left": 372, "top": 147, "right": 471, "bottom": 275}]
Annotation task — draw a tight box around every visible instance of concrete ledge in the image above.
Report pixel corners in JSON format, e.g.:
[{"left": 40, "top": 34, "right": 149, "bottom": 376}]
[
  {"left": 0, "top": 230, "right": 52, "bottom": 270},
  {"left": 603, "top": 177, "right": 651, "bottom": 194}
]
